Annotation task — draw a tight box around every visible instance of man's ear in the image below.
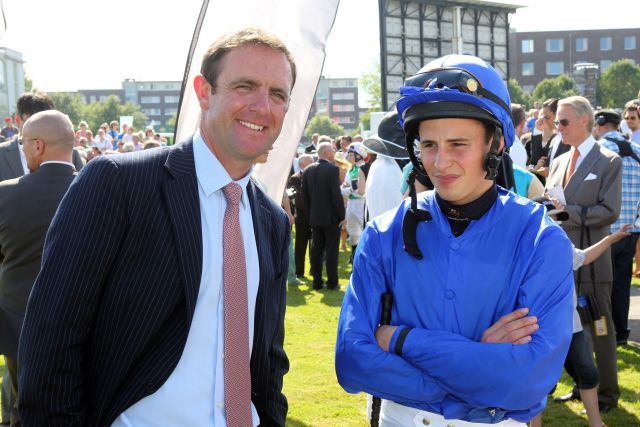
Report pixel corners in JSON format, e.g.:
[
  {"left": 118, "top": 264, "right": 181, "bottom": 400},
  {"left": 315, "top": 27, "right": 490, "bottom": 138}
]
[{"left": 193, "top": 75, "right": 212, "bottom": 110}]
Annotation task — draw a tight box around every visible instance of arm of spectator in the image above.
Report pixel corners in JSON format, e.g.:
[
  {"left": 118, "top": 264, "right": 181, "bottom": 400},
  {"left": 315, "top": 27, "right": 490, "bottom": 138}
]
[
  {"left": 18, "top": 157, "right": 126, "bottom": 425},
  {"left": 582, "top": 224, "right": 632, "bottom": 266},
  {"left": 281, "top": 194, "right": 294, "bottom": 226},
  {"left": 332, "top": 166, "right": 346, "bottom": 222}
]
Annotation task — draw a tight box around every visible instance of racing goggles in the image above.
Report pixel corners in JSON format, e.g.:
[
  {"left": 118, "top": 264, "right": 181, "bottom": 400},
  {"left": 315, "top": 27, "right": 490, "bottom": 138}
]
[{"left": 404, "top": 68, "right": 510, "bottom": 117}]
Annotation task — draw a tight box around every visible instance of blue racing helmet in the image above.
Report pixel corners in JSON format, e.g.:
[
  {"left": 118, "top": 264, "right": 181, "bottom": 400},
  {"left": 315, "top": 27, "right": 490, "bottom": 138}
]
[{"left": 396, "top": 54, "right": 515, "bottom": 180}]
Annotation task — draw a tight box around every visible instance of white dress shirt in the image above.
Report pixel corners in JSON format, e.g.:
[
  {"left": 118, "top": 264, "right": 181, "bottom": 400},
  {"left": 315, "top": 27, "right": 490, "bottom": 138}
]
[
  {"left": 113, "top": 131, "right": 261, "bottom": 426},
  {"left": 18, "top": 143, "right": 29, "bottom": 175},
  {"left": 571, "top": 135, "right": 596, "bottom": 172},
  {"left": 509, "top": 136, "right": 527, "bottom": 168}
]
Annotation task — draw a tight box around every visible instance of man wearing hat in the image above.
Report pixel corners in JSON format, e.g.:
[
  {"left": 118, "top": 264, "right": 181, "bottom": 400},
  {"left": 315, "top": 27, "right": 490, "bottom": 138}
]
[
  {"left": 363, "top": 111, "right": 408, "bottom": 219},
  {"left": 0, "top": 117, "right": 18, "bottom": 140},
  {"left": 594, "top": 108, "right": 640, "bottom": 346}
]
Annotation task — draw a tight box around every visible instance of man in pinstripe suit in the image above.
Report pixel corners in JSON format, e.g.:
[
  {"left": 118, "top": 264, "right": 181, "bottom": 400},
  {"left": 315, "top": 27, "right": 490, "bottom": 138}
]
[{"left": 18, "top": 28, "right": 295, "bottom": 427}]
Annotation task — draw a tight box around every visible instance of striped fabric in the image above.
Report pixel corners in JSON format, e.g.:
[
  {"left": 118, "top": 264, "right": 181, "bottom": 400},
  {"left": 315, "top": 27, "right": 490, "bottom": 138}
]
[
  {"left": 18, "top": 140, "right": 290, "bottom": 426},
  {"left": 599, "top": 132, "right": 640, "bottom": 233}
]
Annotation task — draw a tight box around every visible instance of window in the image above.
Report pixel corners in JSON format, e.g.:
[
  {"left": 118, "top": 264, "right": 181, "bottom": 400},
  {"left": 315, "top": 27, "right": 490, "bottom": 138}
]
[
  {"left": 332, "top": 104, "right": 355, "bottom": 112},
  {"left": 164, "top": 108, "right": 178, "bottom": 115},
  {"left": 600, "top": 60, "right": 612, "bottom": 71},
  {"left": 335, "top": 116, "right": 355, "bottom": 124},
  {"left": 164, "top": 95, "right": 180, "bottom": 103},
  {"left": 0, "top": 61, "right": 5, "bottom": 91},
  {"left": 600, "top": 37, "right": 612, "bottom": 51},
  {"left": 142, "top": 108, "right": 162, "bottom": 115},
  {"left": 521, "top": 39, "right": 534, "bottom": 53},
  {"left": 546, "top": 38, "right": 564, "bottom": 52},
  {"left": 141, "top": 96, "right": 161, "bottom": 103},
  {"left": 522, "top": 62, "right": 534, "bottom": 76},
  {"left": 332, "top": 92, "right": 354, "bottom": 101},
  {"left": 575, "top": 37, "right": 588, "bottom": 52},
  {"left": 624, "top": 36, "right": 636, "bottom": 50},
  {"left": 546, "top": 61, "right": 564, "bottom": 75}
]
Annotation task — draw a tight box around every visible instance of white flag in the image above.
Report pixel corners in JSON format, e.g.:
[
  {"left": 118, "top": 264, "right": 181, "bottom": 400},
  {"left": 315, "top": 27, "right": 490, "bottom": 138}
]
[{"left": 175, "top": 0, "right": 341, "bottom": 202}]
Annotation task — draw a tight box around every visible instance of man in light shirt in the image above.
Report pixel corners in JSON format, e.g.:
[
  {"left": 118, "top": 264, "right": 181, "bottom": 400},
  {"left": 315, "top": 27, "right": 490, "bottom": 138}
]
[
  {"left": 545, "top": 96, "right": 622, "bottom": 414},
  {"left": 18, "top": 28, "right": 295, "bottom": 426}
]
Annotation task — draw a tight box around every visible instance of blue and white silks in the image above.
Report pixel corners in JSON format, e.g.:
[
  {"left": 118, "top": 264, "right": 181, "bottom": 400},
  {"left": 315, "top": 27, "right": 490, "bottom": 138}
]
[{"left": 335, "top": 187, "right": 574, "bottom": 423}]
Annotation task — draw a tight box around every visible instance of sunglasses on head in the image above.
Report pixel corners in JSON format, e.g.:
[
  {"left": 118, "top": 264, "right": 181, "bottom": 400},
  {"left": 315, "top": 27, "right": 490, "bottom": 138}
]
[
  {"left": 554, "top": 119, "right": 570, "bottom": 127},
  {"left": 404, "top": 68, "right": 511, "bottom": 115}
]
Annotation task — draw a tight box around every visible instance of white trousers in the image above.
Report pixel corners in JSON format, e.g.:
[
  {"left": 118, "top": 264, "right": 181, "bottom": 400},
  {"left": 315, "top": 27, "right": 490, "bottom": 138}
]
[
  {"left": 379, "top": 399, "right": 527, "bottom": 427},
  {"left": 345, "top": 197, "right": 366, "bottom": 246}
]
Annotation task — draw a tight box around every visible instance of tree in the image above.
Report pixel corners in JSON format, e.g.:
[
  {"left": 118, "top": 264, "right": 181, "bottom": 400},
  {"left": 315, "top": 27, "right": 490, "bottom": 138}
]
[
  {"left": 531, "top": 75, "right": 578, "bottom": 104},
  {"left": 85, "top": 95, "right": 122, "bottom": 131},
  {"left": 305, "top": 113, "right": 344, "bottom": 138},
  {"left": 507, "top": 79, "right": 531, "bottom": 108},
  {"left": 120, "top": 102, "right": 149, "bottom": 131},
  {"left": 24, "top": 74, "right": 33, "bottom": 92},
  {"left": 358, "top": 63, "right": 383, "bottom": 133},
  {"left": 358, "top": 110, "right": 371, "bottom": 134},
  {"left": 49, "top": 92, "right": 86, "bottom": 128},
  {"left": 360, "top": 64, "right": 382, "bottom": 110},
  {"left": 597, "top": 59, "right": 640, "bottom": 108}
]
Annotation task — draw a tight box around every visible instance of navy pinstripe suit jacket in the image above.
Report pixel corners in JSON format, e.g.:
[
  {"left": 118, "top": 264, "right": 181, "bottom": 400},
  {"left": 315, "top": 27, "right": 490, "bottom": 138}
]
[{"left": 18, "top": 140, "right": 290, "bottom": 426}]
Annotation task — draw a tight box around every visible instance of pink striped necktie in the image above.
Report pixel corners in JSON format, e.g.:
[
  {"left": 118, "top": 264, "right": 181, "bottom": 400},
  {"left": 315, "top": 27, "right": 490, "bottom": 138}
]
[{"left": 222, "top": 182, "right": 253, "bottom": 427}]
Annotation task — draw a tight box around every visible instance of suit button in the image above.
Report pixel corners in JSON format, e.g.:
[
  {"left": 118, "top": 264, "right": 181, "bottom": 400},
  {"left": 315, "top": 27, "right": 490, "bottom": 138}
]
[
  {"left": 422, "top": 417, "right": 430, "bottom": 425},
  {"left": 450, "top": 241, "right": 460, "bottom": 250},
  {"left": 445, "top": 289, "right": 455, "bottom": 300}
]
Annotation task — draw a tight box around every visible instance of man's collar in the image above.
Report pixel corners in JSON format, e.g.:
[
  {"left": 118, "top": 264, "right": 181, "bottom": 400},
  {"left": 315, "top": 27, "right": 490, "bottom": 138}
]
[
  {"left": 40, "top": 160, "right": 75, "bottom": 169},
  {"left": 436, "top": 185, "right": 498, "bottom": 221},
  {"left": 576, "top": 135, "right": 596, "bottom": 158},
  {"left": 192, "top": 130, "right": 251, "bottom": 207}
]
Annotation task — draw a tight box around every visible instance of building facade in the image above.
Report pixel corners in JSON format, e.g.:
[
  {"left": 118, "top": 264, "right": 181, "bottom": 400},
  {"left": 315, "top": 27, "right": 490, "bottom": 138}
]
[
  {"left": 0, "top": 48, "right": 25, "bottom": 119},
  {"left": 69, "top": 79, "right": 182, "bottom": 129},
  {"left": 509, "top": 28, "right": 640, "bottom": 93},
  {"left": 378, "top": 0, "right": 518, "bottom": 110},
  {"left": 309, "top": 77, "right": 360, "bottom": 131}
]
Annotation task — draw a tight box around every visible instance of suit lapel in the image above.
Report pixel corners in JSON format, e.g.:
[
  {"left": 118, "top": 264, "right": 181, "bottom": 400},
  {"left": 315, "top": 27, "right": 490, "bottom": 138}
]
[
  {"left": 6, "top": 139, "right": 23, "bottom": 177},
  {"left": 247, "top": 181, "right": 276, "bottom": 352},
  {"left": 564, "top": 144, "right": 600, "bottom": 200},
  {"left": 161, "top": 141, "right": 203, "bottom": 319}
]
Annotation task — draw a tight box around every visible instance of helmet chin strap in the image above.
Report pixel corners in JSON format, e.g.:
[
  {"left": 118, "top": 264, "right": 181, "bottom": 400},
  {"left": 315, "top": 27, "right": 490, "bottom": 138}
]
[{"left": 484, "top": 128, "right": 502, "bottom": 181}]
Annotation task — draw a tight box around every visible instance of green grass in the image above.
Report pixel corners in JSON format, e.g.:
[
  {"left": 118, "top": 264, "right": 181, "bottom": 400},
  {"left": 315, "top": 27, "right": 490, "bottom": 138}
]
[{"left": 284, "top": 246, "right": 640, "bottom": 426}]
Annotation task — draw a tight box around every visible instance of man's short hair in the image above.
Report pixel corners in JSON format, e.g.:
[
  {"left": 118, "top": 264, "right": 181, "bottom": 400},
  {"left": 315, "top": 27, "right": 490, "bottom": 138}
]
[
  {"left": 16, "top": 91, "right": 55, "bottom": 119},
  {"left": 511, "top": 104, "right": 526, "bottom": 128},
  {"left": 624, "top": 99, "right": 640, "bottom": 115},
  {"left": 559, "top": 96, "right": 594, "bottom": 131},
  {"left": 110, "top": 120, "right": 119, "bottom": 127},
  {"left": 200, "top": 27, "right": 297, "bottom": 91}
]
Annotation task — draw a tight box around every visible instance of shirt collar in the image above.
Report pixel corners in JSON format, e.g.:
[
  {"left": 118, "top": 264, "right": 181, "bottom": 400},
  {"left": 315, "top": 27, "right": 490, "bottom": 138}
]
[
  {"left": 436, "top": 184, "right": 498, "bottom": 221},
  {"left": 193, "top": 129, "right": 251, "bottom": 208},
  {"left": 575, "top": 135, "right": 596, "bottom": 159}
]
